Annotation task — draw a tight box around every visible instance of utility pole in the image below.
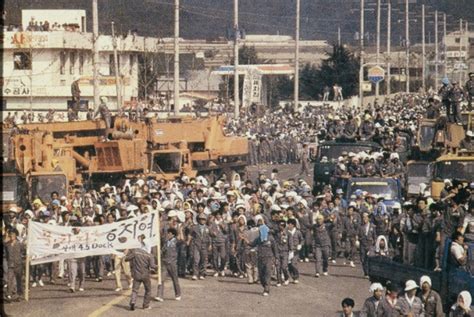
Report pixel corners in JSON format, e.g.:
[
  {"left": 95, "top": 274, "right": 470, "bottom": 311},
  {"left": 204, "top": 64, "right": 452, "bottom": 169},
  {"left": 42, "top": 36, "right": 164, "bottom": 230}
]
[
  {"left": 421, "top": 5, "right": 425, "bottom": 91},
  {"left": 434, "top": 10, "right": 439, "bottom": 89},
  {"left": 459, "top": 18, "right": 463, "bottom": 83},
  {"left": 338, "top": 26, "right": 341, "bottom": 46},
  {"left": 359, "top": 0, "right": 365, "bottom": 108},
  {"left": 405, "top": 0, "right": 410, "bottom": 93},
  {"left": 173, "top": 0, "right": 180, "bottom": 115},
  {"left": 111, "top": 22, "right": 122, "bottom": 111},
  {"left": 294, "top": 0, "right": 300, "bottom": 111},
  {"left": 233, "top": 0, "right": 239, "bottom": 118},
  {"left": 92, "top": 0, "right": 100, "bottom": 110},
  {"left": 375, "top": 0, "right": 381, "bottom": 97},
  {"left": 443, "top": 13, "right": 447, "bottom": 77},
  {"left": 386, "top": 1, "right": 391, "bottom": 95}
]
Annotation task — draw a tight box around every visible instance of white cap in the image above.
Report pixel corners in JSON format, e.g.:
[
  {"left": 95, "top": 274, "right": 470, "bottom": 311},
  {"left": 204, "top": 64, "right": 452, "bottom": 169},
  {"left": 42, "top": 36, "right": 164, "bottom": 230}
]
[
  {"left": 404, "top": 280, "right": 418, "bottom": 291},
  {"left": 369, "top": 283, "right": 384, "bottom": 293},
  {"left": 467, "top": 130, "right": 474, "bottom": 137},
  {"left": 271, "top": 205, "right": 282, "bottom": 211},
  {"left": 420, "top": 275, "right": 431, "bottom": 287},
  {"left": 168, "top": 210, "right": 178, "bottom": 218}
]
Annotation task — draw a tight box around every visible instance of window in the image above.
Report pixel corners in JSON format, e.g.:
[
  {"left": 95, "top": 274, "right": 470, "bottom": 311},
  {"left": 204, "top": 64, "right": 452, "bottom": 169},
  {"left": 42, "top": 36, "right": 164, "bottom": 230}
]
[
  {"left": 69, "top": 51, "right": 76, "bottom": 75},
  {"left": 60, "top": 51, "right": 66, "bottom": 75},
  {"left": 13, "top": 52, "right": 31, "bottom": 70},
  {"left": 129, "top": 54, "right": 135, "bottom": 75},
  {"left": 109, "top": 54, "right": 120, "bottom": 76},
  {"left": 79, "top": 52, "right": 84, "bottom": 75}
]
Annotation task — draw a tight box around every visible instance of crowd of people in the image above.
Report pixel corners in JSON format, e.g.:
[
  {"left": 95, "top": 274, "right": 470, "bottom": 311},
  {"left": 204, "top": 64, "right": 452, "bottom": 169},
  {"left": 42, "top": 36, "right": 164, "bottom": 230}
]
[{"left": 2, "top": 87, "right": 474, "bottom": 315}]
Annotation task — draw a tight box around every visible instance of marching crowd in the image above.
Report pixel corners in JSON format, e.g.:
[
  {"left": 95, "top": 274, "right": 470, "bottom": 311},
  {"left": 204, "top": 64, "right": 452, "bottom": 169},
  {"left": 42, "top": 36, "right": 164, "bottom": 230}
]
[{"left": 2, "top": 87, "right": 474, "bottom": 316}]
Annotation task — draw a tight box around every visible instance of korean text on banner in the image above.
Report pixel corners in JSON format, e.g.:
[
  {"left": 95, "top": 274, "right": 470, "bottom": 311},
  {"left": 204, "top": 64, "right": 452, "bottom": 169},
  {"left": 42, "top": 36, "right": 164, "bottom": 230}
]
[{"left": 28, "top": 212, "right": 158, "bottom": 265}]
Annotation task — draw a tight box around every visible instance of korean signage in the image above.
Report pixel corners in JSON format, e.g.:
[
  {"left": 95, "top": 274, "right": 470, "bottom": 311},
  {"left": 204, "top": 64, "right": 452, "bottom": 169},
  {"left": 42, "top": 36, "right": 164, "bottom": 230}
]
[
  {"left": 29, "top": 212, "right": 159, "bottom": 264},
  {"left": 5, "top": 32, "right": 49, "bottom": 48},
  {"left": 1, "top": 78, "right": 31, "bottom": 96}
]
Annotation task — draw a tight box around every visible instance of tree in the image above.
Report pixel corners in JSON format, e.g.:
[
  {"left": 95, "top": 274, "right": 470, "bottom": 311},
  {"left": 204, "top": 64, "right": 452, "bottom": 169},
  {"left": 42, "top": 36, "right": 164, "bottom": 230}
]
[
  {"left": 279, "top": 45, "right": 360, "bottom": 102},
  {"left": 316, "top": 45, "right": 360, "bottom": 98}
]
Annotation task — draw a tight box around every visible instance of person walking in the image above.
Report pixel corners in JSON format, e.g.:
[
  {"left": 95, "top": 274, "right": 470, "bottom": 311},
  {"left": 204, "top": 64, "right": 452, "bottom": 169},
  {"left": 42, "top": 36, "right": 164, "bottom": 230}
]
[
  {"left": 245, "top": 223, "right": 277, "bottom": 296},
  {"left": 312, "top": 214, "right": 331, "bottom": 277},
  {"left": 125, "top": 237, "right": 155, "bottom": 311},
  {"left": 5, "top": 228, "right": 24, "bottom": 300},
  {"left": 155, "top": 228, "right": 182, "bottom": 302},
  {"left": 299, "top": 144, "right": 310, "bottom": 176}
]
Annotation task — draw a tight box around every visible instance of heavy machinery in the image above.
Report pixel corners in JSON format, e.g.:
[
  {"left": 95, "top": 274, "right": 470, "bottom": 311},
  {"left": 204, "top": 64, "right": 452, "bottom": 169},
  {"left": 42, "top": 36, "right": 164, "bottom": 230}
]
[
  {"left": 430, "top": 150, "right": 474, "bottom": 199},
  {"left": 415, "top": 117, "right": 465, "bottom": 159},
  {"left": 2, "top": 116, "right": 248, "bottom": 208}
]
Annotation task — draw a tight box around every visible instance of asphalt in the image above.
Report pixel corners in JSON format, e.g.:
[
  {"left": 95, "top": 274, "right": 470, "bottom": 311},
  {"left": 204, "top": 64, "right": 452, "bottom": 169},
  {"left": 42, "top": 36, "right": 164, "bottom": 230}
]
[
  {"left": 4, "top": 164, "right": 372, "bottom": 317},
  {"left": 4, "top": 259, "right": 370, "bottom": 317}
]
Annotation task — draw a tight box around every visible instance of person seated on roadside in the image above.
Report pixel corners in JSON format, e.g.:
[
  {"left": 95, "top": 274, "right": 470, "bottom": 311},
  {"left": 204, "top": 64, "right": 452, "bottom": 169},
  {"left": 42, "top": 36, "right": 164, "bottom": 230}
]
[
  {"left": 340, "top": 297, "right": 356, "bottom": 317},
  {"left": 450, "top": 291, "right": 472, "bottom": 317},
  {"left": 450, "top": 231, "right": 468, "bottom": 268},
  {"left": 368, "top": 235, "right": 391, "bottom": 258},
  {"left": 462, "top": 201, "right": 474, "bottom": 242}
]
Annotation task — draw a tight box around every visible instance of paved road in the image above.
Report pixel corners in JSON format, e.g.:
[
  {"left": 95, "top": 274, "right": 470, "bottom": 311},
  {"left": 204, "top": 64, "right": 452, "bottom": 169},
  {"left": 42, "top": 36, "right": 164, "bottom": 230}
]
[
  {"left": 5, "top": 260, "right": 370, "bottom": 317},
  {"left": 5, "top": 164, "right": 372, "bottom": 317}
]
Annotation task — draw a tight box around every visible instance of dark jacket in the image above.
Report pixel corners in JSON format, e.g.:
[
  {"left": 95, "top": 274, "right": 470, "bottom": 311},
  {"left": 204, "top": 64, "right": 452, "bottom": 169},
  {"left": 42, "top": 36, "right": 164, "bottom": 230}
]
[
  {"left": 162, "top": 237, "right": 178, "bottom": 265},
  {"left": 312, "top": 223, "right": 331, "bottom": 248},
  {"left": 125, "top": 248, "right": 154, "bottom": 280},
  {"left": 360, "top": 296, "right": 381, "bottom": 317},
  {"left": 191, "top": 224, "right": 211, "bottom": 250},
  {"left": 358, "top": 223, "right": 377, "bottom": 249},
  {"left": 418, "top": 290, "right": 443, "bottom": 317}
]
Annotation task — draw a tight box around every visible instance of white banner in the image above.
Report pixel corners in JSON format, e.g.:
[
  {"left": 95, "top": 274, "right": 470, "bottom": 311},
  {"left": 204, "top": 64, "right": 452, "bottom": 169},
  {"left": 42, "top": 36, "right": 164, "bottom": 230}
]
[{"left": 28, "top": 212, "right": 159, "bottom": 265}]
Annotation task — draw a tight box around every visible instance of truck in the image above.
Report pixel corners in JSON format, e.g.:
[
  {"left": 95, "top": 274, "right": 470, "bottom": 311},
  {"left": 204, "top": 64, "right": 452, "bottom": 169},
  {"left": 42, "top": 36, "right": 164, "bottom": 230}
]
[
  {"left": 312, "top": 140, "right": 381, "bottom": 194},
  {"left": 345, "top": 177, "right": 402, "bottom": 212},
  {"left": 2, "top": 116, "right": 248, "bottom": 209},
  {"left": 430, "top": 150, "right": 474, "bottom": 200},
  {"left": 405, "top": 160, "right": 432, "bottom": 198},
  {"left": 368, "top": 240, "right": 474, "bottom": 312},
  {"left": 415, "top": 117, "right": 465, "bottom": 160}
]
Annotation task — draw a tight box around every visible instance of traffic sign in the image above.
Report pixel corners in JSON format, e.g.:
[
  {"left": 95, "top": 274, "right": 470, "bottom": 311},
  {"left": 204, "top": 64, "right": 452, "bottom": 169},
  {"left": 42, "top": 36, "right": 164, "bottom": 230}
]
[
  {"left": 368, "top": 65, "right": 385, "bottom": 84},
  {"left": 362, "top": 81, "right": 372, "bottom": 92}
]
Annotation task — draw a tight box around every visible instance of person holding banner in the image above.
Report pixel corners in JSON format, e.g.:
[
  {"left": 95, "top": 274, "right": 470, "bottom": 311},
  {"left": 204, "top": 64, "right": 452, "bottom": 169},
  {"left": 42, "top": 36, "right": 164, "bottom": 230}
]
[
  {"left": 155, "top": 228, "right": 182, "bottom": 302},
  {"left": 67, "top": 220, "right": 86, "bottom": 293},
  {"left": 125, "top": 236, "right": 156, "bottom": 311}
]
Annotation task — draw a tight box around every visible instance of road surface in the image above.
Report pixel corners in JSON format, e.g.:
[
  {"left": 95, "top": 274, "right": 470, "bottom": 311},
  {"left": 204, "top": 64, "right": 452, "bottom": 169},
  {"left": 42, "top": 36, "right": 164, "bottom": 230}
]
[{"left": 5, "top": 164, "right": 372, "bottom": 317}]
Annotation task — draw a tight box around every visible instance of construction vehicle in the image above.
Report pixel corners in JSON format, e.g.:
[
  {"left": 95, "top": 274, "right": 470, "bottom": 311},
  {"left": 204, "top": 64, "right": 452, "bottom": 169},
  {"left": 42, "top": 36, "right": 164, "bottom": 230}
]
[
  {"left": 405, "top": 160, "right": 432, "bottom": 198},
  {"left": 2, "top": 116, "right": 248, "bottom": 208},
  {"left": 415, "top": 117, "right": 465, "bottom": 160},
  {"left": 430, "top": 150, "right": 474, "bottom": 199}
]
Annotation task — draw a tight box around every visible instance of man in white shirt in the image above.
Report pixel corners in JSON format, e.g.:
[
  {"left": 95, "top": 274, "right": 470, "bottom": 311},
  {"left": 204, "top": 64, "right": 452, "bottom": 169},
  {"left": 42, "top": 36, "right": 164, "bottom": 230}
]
[{"left": 450, "top": 231, "right": 468, "bottom": 267}]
